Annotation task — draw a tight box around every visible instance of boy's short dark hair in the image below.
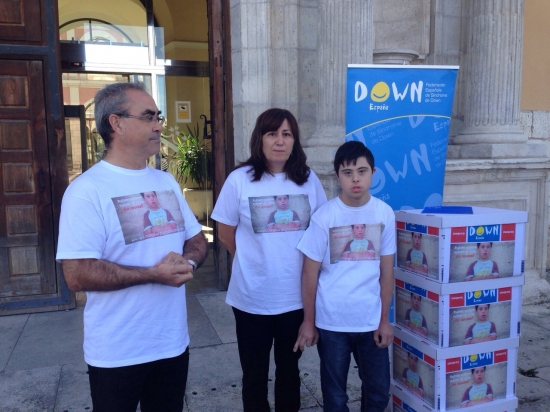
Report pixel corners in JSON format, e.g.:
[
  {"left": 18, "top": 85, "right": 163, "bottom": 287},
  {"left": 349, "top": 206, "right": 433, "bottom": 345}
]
[{"left": 334, "top": 141, "right": 375, "bottom": 175}]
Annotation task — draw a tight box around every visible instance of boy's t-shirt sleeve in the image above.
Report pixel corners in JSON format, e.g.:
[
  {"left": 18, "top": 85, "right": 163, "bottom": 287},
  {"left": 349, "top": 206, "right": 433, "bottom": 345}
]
[
  {"left": 465, "top": 261, "right": 476, "bottom": 278},
  {"left": 297, "top": 218, "right": 328, "bottom": 263},
  {"left": 379, "top": 205, "right": 397, "bottom": 256},
  {"left": 461, "top": 386, "right": 472, "bottom": 404},
  {"left": 165, "top": 209, "right": 176, "bottom": 223},
  {"left": 464, "top": 323, "right": 475, "bottom": 341}
]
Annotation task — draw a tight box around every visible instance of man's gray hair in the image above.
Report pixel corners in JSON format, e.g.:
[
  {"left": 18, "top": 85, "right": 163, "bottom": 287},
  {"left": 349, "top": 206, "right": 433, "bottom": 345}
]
[{"left": 94, "top": 82, "right": 147, "bottom": 147}]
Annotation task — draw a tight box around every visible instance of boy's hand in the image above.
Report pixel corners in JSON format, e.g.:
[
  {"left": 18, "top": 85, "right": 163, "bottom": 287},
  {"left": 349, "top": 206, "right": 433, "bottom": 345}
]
[
  {"left": 373, "top": 318, "right": 393, "bottom": 348},
  {"left": 293, "top": 320, "right": 318, "bottom": 352}
]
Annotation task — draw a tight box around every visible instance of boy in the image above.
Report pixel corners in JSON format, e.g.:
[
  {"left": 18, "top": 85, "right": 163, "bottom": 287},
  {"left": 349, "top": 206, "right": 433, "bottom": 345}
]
[
  {"left": 404, "top": 292, "right": 428, "bottom": 337},
  {"left": 460, "top": 367, "right": 494, "bottom": 407},
  {"left": 141, "top": 191, "right": 178, "bottom": 238},
  {"left": 341, "top": 224, "right": 376, "bottom": 260},
  {"left": 266, "top": 194, "right": 301, "bottom": 232},
  {"left": 401, "top": 353, "right": 425, "bottom": 399},
  {"left": 465, "top": 242, "right": 499, "bottom": 281},
  {"left": 463, "top": 304, "right": 497, "bottom": 344},
  {"left": 294, "top": 141, "right": 395, "bottom": 411},
  {"left": 406, "top": 232, "right": 428, "bottom": 275}
]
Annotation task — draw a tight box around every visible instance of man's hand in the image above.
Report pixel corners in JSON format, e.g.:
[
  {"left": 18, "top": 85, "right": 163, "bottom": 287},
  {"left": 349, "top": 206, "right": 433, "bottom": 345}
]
[
  {"left": 293, "top": 320, "right": 318, "bottom": 352},
  {"left": 373, "top": 318, "right": 393, "bottom": 348},
  {"left": 154, "top": 252, "right": 194, "bottom": 287}
]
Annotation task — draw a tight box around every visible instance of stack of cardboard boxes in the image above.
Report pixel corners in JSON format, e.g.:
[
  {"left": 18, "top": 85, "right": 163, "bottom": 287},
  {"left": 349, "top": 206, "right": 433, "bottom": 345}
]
[{"left": 390, "top": 207, "right": 527, "bottom": 412}]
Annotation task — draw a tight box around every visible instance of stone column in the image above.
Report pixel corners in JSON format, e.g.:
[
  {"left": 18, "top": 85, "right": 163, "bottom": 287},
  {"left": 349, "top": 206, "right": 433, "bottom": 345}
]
[
  {"left": 230, "top": 0, "right": 299, "bottom": 163},
  {"left": 454, "top": 0, "right": 544, "bottom": 158},
  {"left": 305, "top": 0, "right": 374, "bottom": 197}
]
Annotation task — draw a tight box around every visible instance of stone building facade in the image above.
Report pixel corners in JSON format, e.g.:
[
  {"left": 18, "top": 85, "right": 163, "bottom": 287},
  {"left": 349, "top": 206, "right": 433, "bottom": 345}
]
[{"left": 229, "top": 0, "right": 550, "bottom": 303}]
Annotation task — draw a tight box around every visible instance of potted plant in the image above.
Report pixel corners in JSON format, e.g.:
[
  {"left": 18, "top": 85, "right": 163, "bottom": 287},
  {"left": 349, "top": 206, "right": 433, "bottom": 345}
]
[
  {"left": 173, "top": 123, "right": 212, "bottom": 190},
  {"left": 171, "top": 124, "right": 213, "bottom": 221}
]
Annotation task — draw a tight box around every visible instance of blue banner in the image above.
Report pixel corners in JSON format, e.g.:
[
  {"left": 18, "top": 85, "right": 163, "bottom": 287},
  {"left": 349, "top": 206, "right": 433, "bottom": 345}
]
[{"left": 345, "top": 65, "right": 458, "bottom": 210}]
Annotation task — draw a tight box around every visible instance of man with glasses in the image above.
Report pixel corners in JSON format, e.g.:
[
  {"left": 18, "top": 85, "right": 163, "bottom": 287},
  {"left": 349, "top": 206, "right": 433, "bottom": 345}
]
[{"left": 57, "top": 82, "right": 207, "bottom": 411}]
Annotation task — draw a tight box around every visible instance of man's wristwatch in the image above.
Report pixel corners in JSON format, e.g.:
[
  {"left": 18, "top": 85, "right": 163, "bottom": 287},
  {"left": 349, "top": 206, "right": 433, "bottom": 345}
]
[{"left": 187, "top": 259, "right": 197, "bottom": 273}]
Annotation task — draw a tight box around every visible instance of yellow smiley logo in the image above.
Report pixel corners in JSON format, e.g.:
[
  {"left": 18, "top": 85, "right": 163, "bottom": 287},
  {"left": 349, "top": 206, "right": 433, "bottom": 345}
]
[
  {"left": 470, "top": 354, "right": 478, "bottom": 362},
  {"left": 370, "top": 82, "right": 390, "bottom": 102},
  {"left": 474, "top": 291, "right": 482, "bottom": 299},
  {"left": 476, "top": 227, "right": 484, "bottom": 236}
]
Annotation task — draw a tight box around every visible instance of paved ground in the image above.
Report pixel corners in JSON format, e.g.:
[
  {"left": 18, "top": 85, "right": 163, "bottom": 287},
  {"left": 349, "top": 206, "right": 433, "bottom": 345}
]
[{"left": 1, "top": 253, "right": 549, "bottom": 411}]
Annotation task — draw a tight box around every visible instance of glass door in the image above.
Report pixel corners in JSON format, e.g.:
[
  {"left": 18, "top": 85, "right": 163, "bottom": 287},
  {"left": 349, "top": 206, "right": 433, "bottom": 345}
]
[
  {"left": 157, "top": 75, "right": 213, "bottom": 237},
  {"left": 62, "top": 73, "right": 152, "bottom": 181}
]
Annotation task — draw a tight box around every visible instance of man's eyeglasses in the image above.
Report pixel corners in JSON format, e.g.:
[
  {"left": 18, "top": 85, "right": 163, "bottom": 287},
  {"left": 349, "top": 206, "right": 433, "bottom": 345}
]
[{"left": 118, "top": 114, "right": 166, "bottom": 125}]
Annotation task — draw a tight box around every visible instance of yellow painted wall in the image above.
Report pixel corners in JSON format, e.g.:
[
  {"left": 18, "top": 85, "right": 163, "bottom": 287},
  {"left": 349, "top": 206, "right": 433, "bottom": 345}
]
[
  {"left": 154, "top": 0, "right": 208, "bottom": 44},
  {"left": 165, "top": 76, "right": 210, "bottom": 134},
  {"left": 58, "top": 0, "right": 146, "bottom": 32},
  {"left": 521, "top": 0, "right": 550, "bottom": 110}
]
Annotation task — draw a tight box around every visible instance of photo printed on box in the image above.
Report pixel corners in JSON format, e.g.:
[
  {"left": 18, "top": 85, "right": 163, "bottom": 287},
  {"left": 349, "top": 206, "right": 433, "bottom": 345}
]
[
  {"left": 395, "top": 281, "right": 439, "bottom": 345},
  {"left": 396, "top": 224, "right": 439, "bottom": 281},
  {"left": 449, "top": 224, "right": 517, "bottom": 283},
  {"left": 393, "top": 340, "right": 435, "bottom": 408},
  {"left": 449, "top": 288, "right": 512, "bottom": 347},
  {"left": 445, "top": 350, "right": 508, "bottom": 410}
]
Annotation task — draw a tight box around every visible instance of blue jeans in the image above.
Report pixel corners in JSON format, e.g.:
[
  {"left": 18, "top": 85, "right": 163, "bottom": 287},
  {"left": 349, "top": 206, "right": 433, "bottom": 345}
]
[
  {"left": 317, "top": 329, "right": 390, "bottom": 412},
  {"left": 87, "top": 347, "right": 189, "bottom": 412},
  {"left": 232, "top": 307, "right": 303, "bottom": 412}
]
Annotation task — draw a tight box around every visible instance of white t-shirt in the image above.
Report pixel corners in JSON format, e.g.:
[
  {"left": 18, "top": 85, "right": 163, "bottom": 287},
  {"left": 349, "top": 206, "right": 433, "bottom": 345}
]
[
  {"left": 297, "top": 196, "right": 396, "bottom": 332},
  {"left": 211, "top": 167, "right": 327, "bottom": 314},
  {"left": 56, "top": 161, "right": 202, "bottom": 368}
]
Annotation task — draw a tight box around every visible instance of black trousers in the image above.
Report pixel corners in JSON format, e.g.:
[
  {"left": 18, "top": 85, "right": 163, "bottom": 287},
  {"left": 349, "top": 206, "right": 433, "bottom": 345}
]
[
  {"left": 87, "top": 347, "right": 189, "bottom": 412},
  {"left": 232, "top": 307, "right": 304, "bottom": 412}
]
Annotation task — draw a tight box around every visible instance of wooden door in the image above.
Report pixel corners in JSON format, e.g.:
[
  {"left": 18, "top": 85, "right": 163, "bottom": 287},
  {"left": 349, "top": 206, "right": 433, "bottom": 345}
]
[
  {"left": 208, "top": 0, "right": 234, "bottom": 290},
  {"left": 0, "top": 0, "right": 73, "bottom": 314}
]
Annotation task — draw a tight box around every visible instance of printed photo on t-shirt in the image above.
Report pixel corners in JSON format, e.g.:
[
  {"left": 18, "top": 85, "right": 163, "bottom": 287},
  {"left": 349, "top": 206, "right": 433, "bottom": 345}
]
[
  {"left": 248, "top": 194, "right": 311, "bottom": 234},
  {"left": 112, "top": 190, "right": 185, "bottom": 244},
  {"left": 329, "top": 223, "right": 382, "bottom": 264}
]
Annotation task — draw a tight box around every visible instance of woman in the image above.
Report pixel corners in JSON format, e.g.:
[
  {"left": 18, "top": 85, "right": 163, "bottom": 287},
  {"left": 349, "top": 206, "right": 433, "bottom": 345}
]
[{"left": 211, "top": 108, "right": 327, "bottom": 412}]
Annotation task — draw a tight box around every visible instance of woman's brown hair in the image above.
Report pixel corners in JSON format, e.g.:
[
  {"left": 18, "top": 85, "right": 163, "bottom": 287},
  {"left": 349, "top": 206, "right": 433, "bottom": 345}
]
[{"left": 237, "top": 108, "right": 310, "bottom": 185}]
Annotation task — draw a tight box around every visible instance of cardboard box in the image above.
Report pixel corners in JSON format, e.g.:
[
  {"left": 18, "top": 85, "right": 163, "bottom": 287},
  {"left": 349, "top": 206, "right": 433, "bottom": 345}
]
[
  {"left": 391, "top": 328, "right": 518, "bottom": 411},
  {"left": 391, "top": 385, "right": 518, "bottom": 412},
  {"left": 395, "top": 207, "right": 527, "bottom": 283},
  {"left": 394, "top": 268, "right": 523, "bottom": 347}
]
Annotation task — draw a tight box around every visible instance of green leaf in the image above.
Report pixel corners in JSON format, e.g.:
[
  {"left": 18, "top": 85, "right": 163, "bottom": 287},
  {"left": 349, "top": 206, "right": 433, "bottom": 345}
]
[{"left": 172, "top": 122, "right": 212, "bottom": 189}]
